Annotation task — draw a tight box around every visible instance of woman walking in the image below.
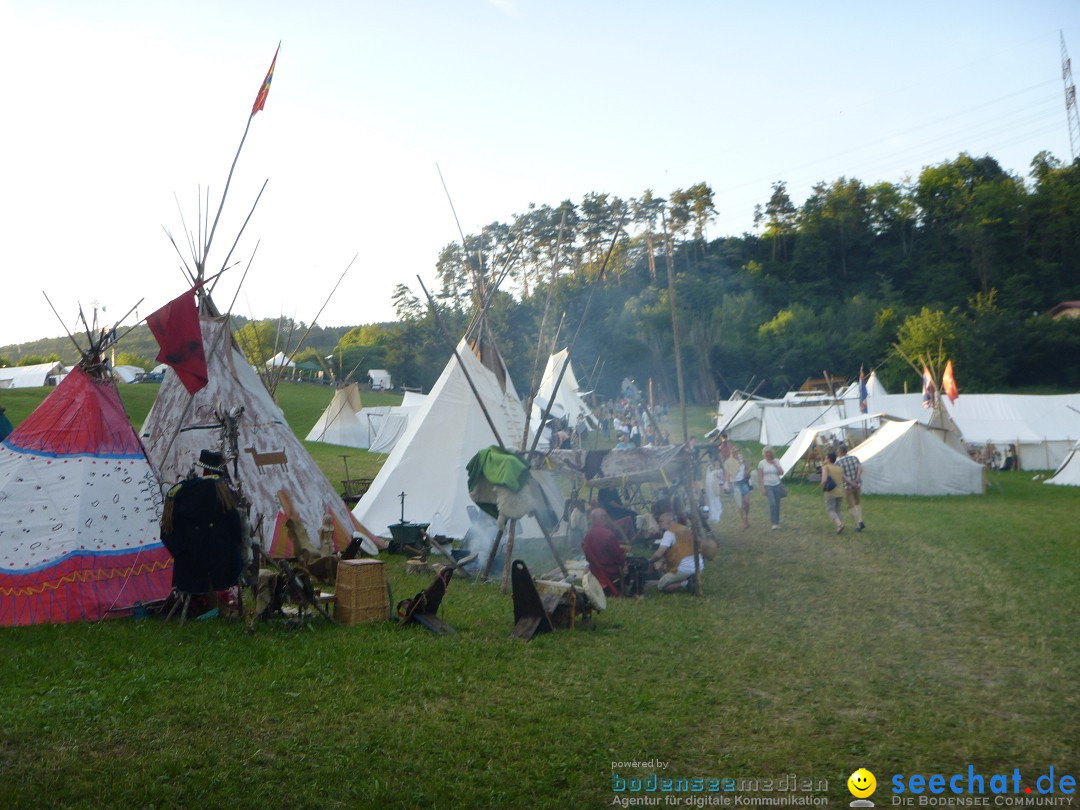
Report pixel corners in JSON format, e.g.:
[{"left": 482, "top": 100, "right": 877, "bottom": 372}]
[
  {"left": 757, "top": 446, "right": 785, "bottom": 530},
  {"left": 821, "top": 451, "right": 847, "bottom": 534}
]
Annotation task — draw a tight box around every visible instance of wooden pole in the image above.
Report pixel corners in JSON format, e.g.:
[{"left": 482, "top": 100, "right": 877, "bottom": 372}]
[
  {"left": 528, "top": 214, "right": 626, "bottom": 454},
  {"left": 499, "top": 519, "right": 518, "bottom": 594},
  {"left": 480, "top": 526, "right": 506, "bottom": 580},
  {"left": 520, "top": 212, "right": 566, "bottom": 452},
  {"left": 660, "top": 205, "right": 701, "bottom": 594}
]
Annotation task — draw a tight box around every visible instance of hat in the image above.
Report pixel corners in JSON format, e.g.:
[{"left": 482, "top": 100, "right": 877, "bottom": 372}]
[{"left": 196, "top": 449, "right": 225, "bottom": 473}]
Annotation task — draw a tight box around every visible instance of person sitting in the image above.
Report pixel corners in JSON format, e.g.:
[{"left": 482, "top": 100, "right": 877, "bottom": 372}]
[
  {"left": 582, "top": 508, "right": 627, "bottom": 596},
  {"left": 648, "top": 512, "right": 703, "bottom": 593}
]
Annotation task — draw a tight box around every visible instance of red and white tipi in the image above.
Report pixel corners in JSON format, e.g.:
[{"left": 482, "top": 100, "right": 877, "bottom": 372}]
[{"left": 0, "top": 364, "right": 172, "bottom": 625}]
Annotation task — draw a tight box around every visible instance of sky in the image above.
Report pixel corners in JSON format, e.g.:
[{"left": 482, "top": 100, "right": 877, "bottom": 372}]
[{"left": 0, "top": 1, "right": 1076, "bottom": 349}]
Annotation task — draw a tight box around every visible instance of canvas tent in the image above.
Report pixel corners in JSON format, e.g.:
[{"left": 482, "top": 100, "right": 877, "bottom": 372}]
[
  {"left": 778, "top": 413, "right": 895, "bottom": 477},
  {"left": 111, "top": 365, "right": 146, "bottom": 384},
  {"left": 305, "top": 382, "right": 368, "bottom": 447},
  {"left": 1045, "top": 441, "right": 1080, "bottom": 486},
  {"left": 0, "top": 361, "right": 65, "bottom": 389},
  {"left": 848, "top": 419, "right": 984, "bottom": 495},
  {"left": 944, "top": 394, "right": 1080, "bottom": 470},
  {"left": 0, "top": 364, "right": 172, "bottom": 625},
  {"left": 141, "top": 314, "right": 368, "bottom": 557},
  {"left": 537, "top": 348, "right": 596, "bottom": 428},
  {"left": 354, "top": 337, "right": 548, "bottom": 540},
  {"left": 265, "top": 351, "right": 295, "bottom": 369},
  {"left": 304, "top": 383, "right": 418, "bottom": 455}
]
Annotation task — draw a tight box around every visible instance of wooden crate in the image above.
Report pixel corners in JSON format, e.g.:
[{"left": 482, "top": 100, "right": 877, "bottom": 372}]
[{"left": 335, "top": 559, "right": 388, "bottom": 624}]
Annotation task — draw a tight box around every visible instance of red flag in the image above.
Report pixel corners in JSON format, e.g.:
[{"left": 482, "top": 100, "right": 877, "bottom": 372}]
[
  {"left": 147, "top": 290, "right": 208, "bottom": 395},
  {"left": 942, "top": 360, "right": 959, "bottom": 403},
  {"left": 922, "top": 365, "right": 936, "bottom": 409},
  {"left": 251, "top": 44, "right": 280, "bottom": 116}
]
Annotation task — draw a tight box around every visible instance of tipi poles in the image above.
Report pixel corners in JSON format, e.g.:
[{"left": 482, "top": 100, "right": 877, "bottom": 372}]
[
  {"left": 520, "top": 211, "right": 568, "bottom": 453},
  {"left": 528, "top": 215, "right": 626, "bottom": 455},
  {"left": 416, "top": 277, "right": 506, "bottom": 451}
]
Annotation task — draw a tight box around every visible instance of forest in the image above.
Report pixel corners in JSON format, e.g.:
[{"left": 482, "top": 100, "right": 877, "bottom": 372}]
[{"left": 5, "top": 150, "right": 1080, "bottom": 403}]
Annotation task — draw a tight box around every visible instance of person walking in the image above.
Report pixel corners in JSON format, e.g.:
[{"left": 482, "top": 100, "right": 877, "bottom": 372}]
[
  {"left": 836, "top": 444, "right": 865, "bottom": 532},
  {"left": 731, "top": 448, "right": 752, "bottom": 528},
  {"left": 821, "top": 451, "right": 846, "bottom": 533},
  {"left": 757, "top": 446, "right": 785, "bottom": 530}
]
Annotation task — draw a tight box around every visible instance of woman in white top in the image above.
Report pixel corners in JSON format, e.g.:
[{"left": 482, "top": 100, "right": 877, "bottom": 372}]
[{"left": 757, "top": 445, "right": 785, "bottom": 530}]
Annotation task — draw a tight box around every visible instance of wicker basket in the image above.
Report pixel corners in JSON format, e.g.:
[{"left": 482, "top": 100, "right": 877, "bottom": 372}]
[{"left": 335, "top": 559, "right": 388, "bottom": 624}]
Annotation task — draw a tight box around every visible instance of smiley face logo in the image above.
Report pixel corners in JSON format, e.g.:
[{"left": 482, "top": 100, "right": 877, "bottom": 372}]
[{"left": 848, "top": 768, "right": 877, "bottom": 798}]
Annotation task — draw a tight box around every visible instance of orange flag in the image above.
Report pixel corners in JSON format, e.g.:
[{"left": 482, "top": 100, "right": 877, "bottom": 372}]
[
  {"left": 942, "top": 360, "right": 959, "bottom": 403},
  {"left": 251, "top": 44, "right": 280, "bottom": 116}
]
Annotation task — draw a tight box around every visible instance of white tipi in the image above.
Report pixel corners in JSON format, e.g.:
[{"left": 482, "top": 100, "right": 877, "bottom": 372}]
[
  {"left": 536, "top": 348, "right": 596, "bottom": 428},
  {"left": 353, "top": 336, "right": 532, "bottom": 539},
  {"left": 141, "top": 314, "right": 372, "bottom": 557}
]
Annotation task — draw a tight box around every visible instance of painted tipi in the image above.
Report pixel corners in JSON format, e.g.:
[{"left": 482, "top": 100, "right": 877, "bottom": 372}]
[
  {"left": 141, "top": 313, "right": 371, "bottom": 557},
  {"left": 0, "top": 363, "right": 172, "bottom": 625}
]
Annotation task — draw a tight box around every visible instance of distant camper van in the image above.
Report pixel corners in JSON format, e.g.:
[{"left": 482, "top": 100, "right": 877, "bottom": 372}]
[{"left": 368, "top": 369, "right": 392, "bottom": 391}]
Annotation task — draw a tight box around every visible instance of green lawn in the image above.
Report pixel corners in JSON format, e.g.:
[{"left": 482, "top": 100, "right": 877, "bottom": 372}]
[{"left": 1, "top": 384, "right": 1077, "bottom": 808}]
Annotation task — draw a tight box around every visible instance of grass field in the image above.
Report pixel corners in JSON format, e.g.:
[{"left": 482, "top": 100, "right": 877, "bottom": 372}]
[{"left": 1, "top": 382, "right": 1078, "bottom": 808}]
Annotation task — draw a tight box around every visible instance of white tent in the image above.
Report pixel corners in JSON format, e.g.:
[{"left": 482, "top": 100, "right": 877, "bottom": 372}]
[
  {"left": 944, "top": 393, "right": 1080, "bottom": 470},
  {"left": 837, "top": 370, "right": 888, "bottom": 400},
  {"left": 304, "top": 384, "right": 418, "bottom": 454},
  {"left": 537, "top": 348, "right": 595, "bottom": 427},
  {"left": 778, "top": 413, "right": 895, "bottom": 476},
  {"left": 736, "top": 392, "right": 936, "bottom": 447},
  {"left": 1045, "top": 441, "right": 1080, "bottom": 486},
  {"left": 265, "top": 351, "right": 295, "bottom": 369},
  {"left": 849, "top": 420, "right": 984, "bottom": 496},
  {"left": 0, "top": 364, "right": 172, "bottom": 625},
  {"left": 305, "top": 383, "right": 368, "bottom": 447},
  {"left": 365, "top": 406, "right": 418, "bottom": 454},
  {"left": 142, "top": 315, "right": 371, "bottom": 556},
  {"left": 0, "top": 361, "right": 65, "bottom": 389},
  {"left": 354, "top": 338, "right": 544, "bottom": 539},
  {"left": 111, "top": 365, "right": 145, "bottom": 384}
]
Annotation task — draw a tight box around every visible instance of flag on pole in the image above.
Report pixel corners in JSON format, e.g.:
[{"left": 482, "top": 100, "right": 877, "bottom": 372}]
[
  {"left": 147, "top": 289, "right": 208, "bottom": 395},
  {"left": 251, "top": 44, "right": 280, "bottom": 116},
  {"left": 942, "top": 359, "right": 959, "bottom": 403},
  {"left": 922, "top": 365, "right": 936, "bottom": 409},
  {"left": 858, "top": 366, "right": 868, "bottom": 414}
]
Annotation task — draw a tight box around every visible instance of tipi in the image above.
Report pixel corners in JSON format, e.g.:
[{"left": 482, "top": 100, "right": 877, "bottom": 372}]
[
  {"left": 305, "top": 382, "right": 368, "bottom": 447},
  {"left": 0, "top": 362, "right": 172, "bottom": 625},
  {"left": 536, "top": 348, "right": 595, "bottom": 428},
  {"left": 1046, "top": 441, "right": 1080, "bottom": 486},
  {"left": 353, "top": 335, "right": 534, "bottom": 539},
  {"left": 141, "top": 313, "right": 370, "bottom": 557}
]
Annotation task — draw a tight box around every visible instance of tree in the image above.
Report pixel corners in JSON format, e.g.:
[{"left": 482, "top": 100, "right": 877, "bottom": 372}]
[
  {"left": 115, "top": 352, "right": 151, "bottom": 371},
  {"left": 17, "top": 354, "right": 60, "bottom": 366},
  {"left": 893, "top": 307, "right": 958, "bottom": 387},
  {"left": 631, "top": 190, "right": 664, "bottom": 282},
  {"left": 760, "top": 181, "right": 798, "bottom": 262},
  {"left": 234, "top": 320, "right": 278, "bottom": 367}
]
